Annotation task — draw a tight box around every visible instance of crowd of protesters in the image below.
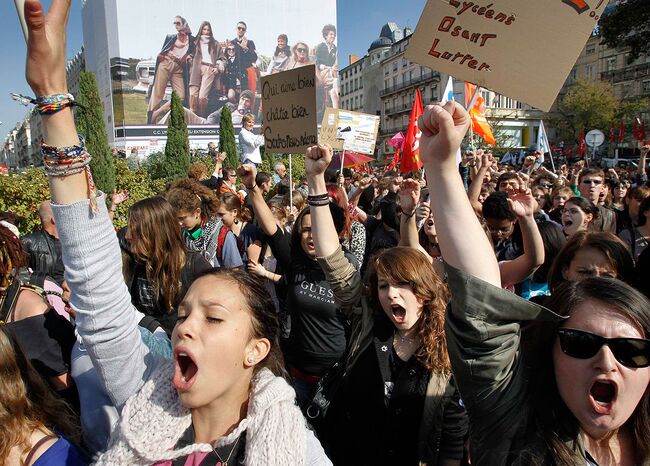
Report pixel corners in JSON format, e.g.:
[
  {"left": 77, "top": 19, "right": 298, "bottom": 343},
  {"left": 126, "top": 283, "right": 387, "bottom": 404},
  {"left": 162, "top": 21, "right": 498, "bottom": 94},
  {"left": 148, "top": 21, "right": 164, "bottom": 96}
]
[{"left": 2, "top": 1, "right": 650, "bottom": 465}]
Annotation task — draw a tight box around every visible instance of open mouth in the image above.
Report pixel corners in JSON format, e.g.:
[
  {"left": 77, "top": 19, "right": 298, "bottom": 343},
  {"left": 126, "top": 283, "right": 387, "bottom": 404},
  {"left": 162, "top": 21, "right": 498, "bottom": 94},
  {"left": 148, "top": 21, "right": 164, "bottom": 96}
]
[
  {"left": 173, "top": 349, "right": 199, "bottom": 392},
  {"left": 589, "top": 380, "right": 616, "bottom": 414},
  {"left": 391, "top": 304, "right": 407, "bottom": 324},
  {"left": 563, "top": 219, "right": 573, "bottom": 229}
]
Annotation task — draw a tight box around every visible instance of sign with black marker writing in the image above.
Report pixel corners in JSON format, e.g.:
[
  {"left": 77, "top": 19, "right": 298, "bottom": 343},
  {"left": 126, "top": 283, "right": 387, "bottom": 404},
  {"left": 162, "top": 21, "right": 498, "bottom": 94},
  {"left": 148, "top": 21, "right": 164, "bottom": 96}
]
[
  {"left": 405, "top": 0, "right": 608, "bottom": 111},
  {"left": 261, "top": 65, "right": 318, "bottom": 154}
]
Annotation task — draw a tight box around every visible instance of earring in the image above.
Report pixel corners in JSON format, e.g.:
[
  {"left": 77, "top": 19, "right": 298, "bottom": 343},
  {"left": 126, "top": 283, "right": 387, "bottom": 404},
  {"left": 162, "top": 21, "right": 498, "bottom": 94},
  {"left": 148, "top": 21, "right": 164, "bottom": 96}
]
[
  {"left": 234, "top": 218, "right": 239, "bottom": 225},
  {"left": 247, "top": 355, "right": 255, "bottom": 365}
]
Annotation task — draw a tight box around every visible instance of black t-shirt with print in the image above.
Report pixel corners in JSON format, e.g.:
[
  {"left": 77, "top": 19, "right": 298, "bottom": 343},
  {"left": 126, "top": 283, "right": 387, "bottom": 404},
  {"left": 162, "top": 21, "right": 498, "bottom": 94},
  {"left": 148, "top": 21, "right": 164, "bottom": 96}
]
[{"left": 267, "top": 228, "right": 358, "bottom": 375}]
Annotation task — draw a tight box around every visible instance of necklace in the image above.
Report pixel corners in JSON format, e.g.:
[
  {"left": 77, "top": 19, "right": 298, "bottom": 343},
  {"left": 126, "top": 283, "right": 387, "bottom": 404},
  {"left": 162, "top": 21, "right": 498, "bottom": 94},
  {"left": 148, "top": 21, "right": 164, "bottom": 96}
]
[
  {"left": 396, "top": 331, "right": 416, "bottom": 344},
  {"left": 212, "top": 434, "right": 241, "bottom": 466}
]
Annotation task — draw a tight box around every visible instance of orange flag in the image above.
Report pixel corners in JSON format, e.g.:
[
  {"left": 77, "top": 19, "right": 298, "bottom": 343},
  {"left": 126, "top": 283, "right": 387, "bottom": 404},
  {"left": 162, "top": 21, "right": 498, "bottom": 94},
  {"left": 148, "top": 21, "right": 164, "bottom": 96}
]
[
  {"left": 400, "top": 89, "right": 424, "bottom": 173},
  {"left": 465, "top": 83, "right": 496, "bottom": 146}
]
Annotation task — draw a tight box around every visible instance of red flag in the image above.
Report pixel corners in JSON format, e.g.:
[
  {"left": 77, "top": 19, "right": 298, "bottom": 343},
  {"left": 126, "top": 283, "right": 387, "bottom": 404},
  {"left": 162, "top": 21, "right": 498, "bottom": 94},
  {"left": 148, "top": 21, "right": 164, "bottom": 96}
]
[
  {"left": 400, "top": 89, "right": 424, "bottom": 173},
  {"left": 609, "top": 124, "right": 616, "bottom": 143},
  {"left": 619, "top": 121, "right": 625, "bottom": 143},
  {"left": 464, "top": 83, "right": 496, "bottom": 146},
  {"left": 639, "top": 121, "right": 645, "bottom": 144},
  {"left": 578, "top": 129, "right": 586, "bottom": 157},
  {"left": 634, "top": 118, "right": 640, "bottom": 141},
  {"left": 387, "top": 148, "right": 400, "bottom": 171}
]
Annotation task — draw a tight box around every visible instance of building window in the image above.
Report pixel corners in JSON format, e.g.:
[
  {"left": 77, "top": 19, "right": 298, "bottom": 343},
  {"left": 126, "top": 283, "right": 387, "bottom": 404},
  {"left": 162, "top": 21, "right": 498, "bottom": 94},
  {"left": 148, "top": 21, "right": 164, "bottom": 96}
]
[
  {"left": 567, "top": 68, "right": 578, "bottom": 83},
  {"left": 643, "top": 80, "right": 650, "bottom": 95},
  {"left": 586, "top": 43, "right": 596, "bottom": 54},
  {"left": 402, "top": 57, "right": 407, "bottom": 68},
  {"left": 606, "top": 57, "right": 617, "bottom": 71},
  {"left": 385, "top": 65, "right": 389, "bottom": 75},
  {"left": 585, "top": 64, "right": 594, "bottom": 80},
  {"left": 393, "top": 61, "right": 398, "bottom": 72}
]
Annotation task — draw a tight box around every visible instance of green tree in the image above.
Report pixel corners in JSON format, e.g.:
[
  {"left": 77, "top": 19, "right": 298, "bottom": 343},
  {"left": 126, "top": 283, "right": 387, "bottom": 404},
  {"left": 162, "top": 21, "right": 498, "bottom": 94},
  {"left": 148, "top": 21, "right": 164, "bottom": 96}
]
[
  {"left": 547, "top": 79, "right": 618, "bottom": 143},
  {"left": 76, "top": 71, "right": 115, "bottom": 194},
  {"left": 218, "top": 106, "right": 239, "bottom": 168},
  {"left": 163, "top": 91, "right": 190, "bottom": 181},
  {"left": 599, "top": 0, "right": 650, "bottom": 64}
]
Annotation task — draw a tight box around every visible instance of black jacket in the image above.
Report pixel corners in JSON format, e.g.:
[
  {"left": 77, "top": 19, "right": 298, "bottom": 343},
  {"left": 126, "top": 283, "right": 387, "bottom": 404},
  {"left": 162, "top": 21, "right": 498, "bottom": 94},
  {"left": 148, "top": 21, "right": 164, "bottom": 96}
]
[{"left": 21, "top": 230, "right": 64, "bottom": 285}]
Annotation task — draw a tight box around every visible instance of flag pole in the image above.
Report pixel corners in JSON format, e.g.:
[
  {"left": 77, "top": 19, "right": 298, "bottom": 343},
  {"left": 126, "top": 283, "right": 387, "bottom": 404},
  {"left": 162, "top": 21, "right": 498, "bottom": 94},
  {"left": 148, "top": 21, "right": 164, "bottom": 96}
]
[
  {"left": 289, "top": 153, "right": 293, "bottom": 213},
  {"left": 466, "top": 84, "right": 480, "bottom": 152}
]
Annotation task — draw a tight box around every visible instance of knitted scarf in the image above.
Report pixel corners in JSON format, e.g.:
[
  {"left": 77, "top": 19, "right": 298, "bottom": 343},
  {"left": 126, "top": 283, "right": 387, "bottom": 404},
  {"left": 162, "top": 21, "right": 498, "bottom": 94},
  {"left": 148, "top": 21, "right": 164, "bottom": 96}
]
[{"left": 94, "top": 360, "right": 307, "bottom": 465}]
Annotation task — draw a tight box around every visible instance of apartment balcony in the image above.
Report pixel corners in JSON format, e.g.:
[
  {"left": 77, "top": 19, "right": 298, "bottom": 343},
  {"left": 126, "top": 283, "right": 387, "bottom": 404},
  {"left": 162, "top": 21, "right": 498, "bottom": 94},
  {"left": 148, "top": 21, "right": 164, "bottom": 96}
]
[
  {"left": 384, "top": 103, "right": 412, "bottom": 116},
  {"left": 380, "top": 71, "right": 440, "bottom": 97},
  {"left": 379, "top": 125, "right": 409, "bottom": 137},
  {"left": 600, "top": 62, "right": 650, "bottom": 84}
]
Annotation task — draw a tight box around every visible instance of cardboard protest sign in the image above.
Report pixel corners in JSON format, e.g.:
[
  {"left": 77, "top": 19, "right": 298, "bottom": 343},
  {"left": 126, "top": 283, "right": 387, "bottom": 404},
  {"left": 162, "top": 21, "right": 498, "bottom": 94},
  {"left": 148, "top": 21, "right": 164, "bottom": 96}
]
[
  {"left": 261, "top": 65, "right": 318, "bottom": 154},
  {"left": 319, "top": 108, "right": 381, "bottom": 155},
  {"left": 405, "top": 0, "right": 608, "bottom": 111}
]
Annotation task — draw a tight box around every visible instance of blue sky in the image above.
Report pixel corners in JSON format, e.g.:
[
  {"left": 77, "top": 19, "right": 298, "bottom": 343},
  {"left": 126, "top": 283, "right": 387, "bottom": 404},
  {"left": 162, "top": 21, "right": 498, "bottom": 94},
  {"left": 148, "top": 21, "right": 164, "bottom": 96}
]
[{"left": 1, "top": 0, "right": 426, "bottom": 142}]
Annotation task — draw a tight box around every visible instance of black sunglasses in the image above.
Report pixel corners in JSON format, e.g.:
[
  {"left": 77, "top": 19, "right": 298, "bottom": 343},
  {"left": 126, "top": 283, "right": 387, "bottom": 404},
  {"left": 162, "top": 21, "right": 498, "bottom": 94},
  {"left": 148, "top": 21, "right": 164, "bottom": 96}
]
[
  {"left": 296, "top": 48, "right": 307, "bottom": 53},
  {"left": 557, "top": 328, "right": 650, "bottom": 368}
]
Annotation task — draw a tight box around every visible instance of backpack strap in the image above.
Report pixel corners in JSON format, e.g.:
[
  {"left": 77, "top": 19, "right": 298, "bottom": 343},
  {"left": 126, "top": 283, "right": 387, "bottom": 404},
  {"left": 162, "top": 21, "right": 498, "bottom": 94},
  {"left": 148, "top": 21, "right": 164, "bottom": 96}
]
[
  {"left": 215, "top": 225, "right": 230, "bottom": 266},
  {"left": 0, "top": 279, "right": 22, "bottom": 324},
  {"left": 138, "top": 315, "right": 162, "bottom": 334},
  {"left": 23, "top": 434, "right": 58, "bottom": 466}
]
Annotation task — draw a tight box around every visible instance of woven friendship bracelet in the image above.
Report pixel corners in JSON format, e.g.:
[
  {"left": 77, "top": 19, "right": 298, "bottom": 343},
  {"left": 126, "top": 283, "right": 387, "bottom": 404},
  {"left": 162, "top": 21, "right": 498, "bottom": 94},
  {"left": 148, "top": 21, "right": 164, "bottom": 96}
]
[
  {"left": 36, "top": 100, "right": 79, "bottom": 115},
  {"left": 10, "top": 92, "right": 75, "bottom": 106}
]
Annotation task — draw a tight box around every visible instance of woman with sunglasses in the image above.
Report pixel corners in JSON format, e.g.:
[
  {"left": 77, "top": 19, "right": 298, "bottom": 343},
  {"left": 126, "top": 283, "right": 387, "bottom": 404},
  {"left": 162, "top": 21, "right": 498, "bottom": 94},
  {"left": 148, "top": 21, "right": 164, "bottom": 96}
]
[
  {"left": 21, "top": 2, "right": 330, "bottom": 463},
  {"left": 147, "top": 15, "right": 194, "bottom": 124},
  {"left": 287, "top": 42, "right": 314, "bottom": 69},
  {"left": 420, "top": 101, "right": 650, "bottom": 465}
]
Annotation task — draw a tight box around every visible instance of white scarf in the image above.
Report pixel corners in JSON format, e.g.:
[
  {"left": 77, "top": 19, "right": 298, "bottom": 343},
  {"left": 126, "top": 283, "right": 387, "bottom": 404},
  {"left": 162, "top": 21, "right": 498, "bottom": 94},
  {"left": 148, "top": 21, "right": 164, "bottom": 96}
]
[
  {"left": 94, "top": 361, "right": 307, "bottom": 465},
  {"left": 200, "top": 35, "right": 212, "bottom": 64}
]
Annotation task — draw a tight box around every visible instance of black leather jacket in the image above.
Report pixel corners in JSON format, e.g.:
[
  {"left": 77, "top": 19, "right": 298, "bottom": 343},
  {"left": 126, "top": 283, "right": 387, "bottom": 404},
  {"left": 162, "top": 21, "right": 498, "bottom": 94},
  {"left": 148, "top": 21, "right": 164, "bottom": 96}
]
[{"left": 21, "top": 230, "right": 64, "bottom": 285}]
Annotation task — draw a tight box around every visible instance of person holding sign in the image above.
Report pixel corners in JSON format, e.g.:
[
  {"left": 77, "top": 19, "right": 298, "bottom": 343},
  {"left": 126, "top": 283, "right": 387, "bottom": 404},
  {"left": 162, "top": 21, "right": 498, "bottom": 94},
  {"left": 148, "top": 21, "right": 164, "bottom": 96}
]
[
  {"left": 420, "top": 101, "right": 650, "bottom": 464},
  {"left": 20, "top": 1, "right": 331, "bottom": 464}
]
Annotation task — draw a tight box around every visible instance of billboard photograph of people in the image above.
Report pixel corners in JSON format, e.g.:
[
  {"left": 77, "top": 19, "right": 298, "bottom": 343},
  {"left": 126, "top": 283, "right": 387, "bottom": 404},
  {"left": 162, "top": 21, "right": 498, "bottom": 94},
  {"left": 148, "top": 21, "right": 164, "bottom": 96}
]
[{"left": 108, "top": 0, "right": 338, "bottom": 131}]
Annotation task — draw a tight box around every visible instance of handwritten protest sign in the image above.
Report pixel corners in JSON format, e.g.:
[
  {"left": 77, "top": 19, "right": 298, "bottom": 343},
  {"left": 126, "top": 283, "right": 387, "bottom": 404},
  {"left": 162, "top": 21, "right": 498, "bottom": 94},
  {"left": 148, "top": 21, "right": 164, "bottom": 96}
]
[
  {"left": 319, "top": 108, "right": 381, "bottom": 155},
  {"left": 405, "top": 0, "right": 608, "bottom": 111},
  {"left": 261, "top": 65, "right": 318, "bottom": 154}
]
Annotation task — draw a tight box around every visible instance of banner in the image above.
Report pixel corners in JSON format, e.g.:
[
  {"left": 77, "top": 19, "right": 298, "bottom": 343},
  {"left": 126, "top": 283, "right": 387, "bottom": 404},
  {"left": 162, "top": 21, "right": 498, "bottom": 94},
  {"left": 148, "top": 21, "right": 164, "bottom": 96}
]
[
  {"left": 261, "top": 65, "right": 318, "bottom": 154},
  {"left": 319, "top": 108, "right": 381, "bottom": 155},
  {"left": 405, "top": 0, "right": 607, "bottom": 111},
  {"left": 104, "top": 0, "right": 338, "bottom": 130}
]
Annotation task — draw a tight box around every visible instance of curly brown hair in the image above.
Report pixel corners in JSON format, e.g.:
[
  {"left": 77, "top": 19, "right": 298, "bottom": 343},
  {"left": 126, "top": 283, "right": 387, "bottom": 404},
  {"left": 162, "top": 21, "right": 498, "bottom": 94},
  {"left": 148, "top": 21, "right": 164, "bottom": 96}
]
[
  {"left": 166, "top": 178, "right": 221, "bottom": 223},
  {"left": 367, "top": 247, "right": 451, "bottom": 374},
  {"left": 0, "top": 226, "right": 26, "bottom": 291},
  {"left": 0, "top": 326, "right": 80, "bottom": 464}
]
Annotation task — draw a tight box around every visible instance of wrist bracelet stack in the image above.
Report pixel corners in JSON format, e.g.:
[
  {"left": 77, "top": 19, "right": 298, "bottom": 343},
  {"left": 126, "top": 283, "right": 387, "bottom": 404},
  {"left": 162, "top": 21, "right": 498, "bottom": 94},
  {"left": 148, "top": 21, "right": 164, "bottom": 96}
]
[
  {"left": 307, "top": 193, "right": 329, "bottom": 207},
  {"left": 41, "top": 135, "right": 98, "bottom": 213},
  {"left": 402, "top": 207, "right": 417, "bottom": 219}
]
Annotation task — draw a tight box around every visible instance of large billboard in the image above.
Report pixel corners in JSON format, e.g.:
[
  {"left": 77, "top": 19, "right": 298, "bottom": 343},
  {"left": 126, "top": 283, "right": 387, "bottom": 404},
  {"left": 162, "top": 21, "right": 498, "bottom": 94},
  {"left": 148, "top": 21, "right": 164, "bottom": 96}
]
[{"left": 108, "top": 0, "right": 338, "bottom": 139}]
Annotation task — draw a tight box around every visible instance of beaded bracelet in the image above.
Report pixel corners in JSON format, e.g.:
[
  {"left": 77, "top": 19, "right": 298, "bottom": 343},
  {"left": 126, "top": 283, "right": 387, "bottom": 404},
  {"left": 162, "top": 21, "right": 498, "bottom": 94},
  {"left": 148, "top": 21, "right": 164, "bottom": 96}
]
[{"left": 41, "top": 135, "right": 99, "bottom": 213}]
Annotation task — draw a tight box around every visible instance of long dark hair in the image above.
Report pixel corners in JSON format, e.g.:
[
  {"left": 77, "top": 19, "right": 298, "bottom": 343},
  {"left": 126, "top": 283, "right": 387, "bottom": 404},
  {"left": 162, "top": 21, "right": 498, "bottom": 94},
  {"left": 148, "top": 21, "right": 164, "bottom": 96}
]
[
  {"left": 194, "top": 21, "right": 217, "bottom": 53},
  {"left": 290, "top": 204, "right": 346, "bottom": 263},
  {"left": 127, "top": 197, "right": 187, "bottom": 311},
  {"left": 524, "top": 278, "right": 650, "bottom": 464},
  {"left": 367, "top": 247, "right": 450, "bottom": 373}
]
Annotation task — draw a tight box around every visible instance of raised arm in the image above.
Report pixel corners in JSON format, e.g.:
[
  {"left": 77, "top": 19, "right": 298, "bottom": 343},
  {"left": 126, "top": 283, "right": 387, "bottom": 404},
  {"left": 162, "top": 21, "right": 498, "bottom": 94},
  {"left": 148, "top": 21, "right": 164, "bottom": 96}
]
[
  {"left": 24, "top": 0, "right": 151, "bottom": 408},
  {"left": 307, "top": 145, "right": 363, "bottom": 313},
  {"left": 397, "top": 179, "right": 431, "bottom": 259},
  {"left": 238, "top": 164, "right": 279, "bottom": 237},
  {"left": 467, "top": 151, "right": 493, "bottom": 215},
  {"left": 419, "top": 102, "right": 500, "bottom": 286},
  {"left": 498, "top": 189, "right": 545, "bottom": 288}
]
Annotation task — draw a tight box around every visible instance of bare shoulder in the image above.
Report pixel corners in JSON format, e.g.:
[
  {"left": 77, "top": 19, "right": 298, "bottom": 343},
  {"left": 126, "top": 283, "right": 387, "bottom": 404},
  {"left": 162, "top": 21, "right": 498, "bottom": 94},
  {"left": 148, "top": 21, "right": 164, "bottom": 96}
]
[{"left": 13, "top": 289, "right": 49, "bottom": 321}]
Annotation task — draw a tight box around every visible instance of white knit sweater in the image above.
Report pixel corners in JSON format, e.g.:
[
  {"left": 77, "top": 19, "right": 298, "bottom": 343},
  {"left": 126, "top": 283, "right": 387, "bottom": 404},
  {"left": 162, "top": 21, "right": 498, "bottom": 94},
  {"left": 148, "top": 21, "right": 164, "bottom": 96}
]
[{"left": 51, "top": 196, "right": 330, "bottom": 466}]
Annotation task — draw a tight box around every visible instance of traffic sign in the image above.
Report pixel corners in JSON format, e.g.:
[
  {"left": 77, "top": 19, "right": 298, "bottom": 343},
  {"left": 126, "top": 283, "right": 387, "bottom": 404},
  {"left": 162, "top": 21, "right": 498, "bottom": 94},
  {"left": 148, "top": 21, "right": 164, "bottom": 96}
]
[{"left": 585, "top": 129, "right": 605, "bottom": 148}]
